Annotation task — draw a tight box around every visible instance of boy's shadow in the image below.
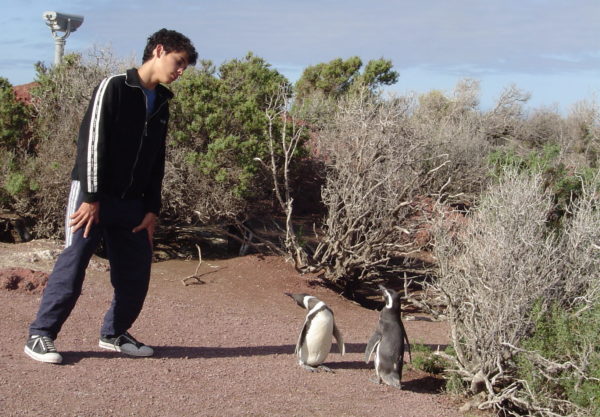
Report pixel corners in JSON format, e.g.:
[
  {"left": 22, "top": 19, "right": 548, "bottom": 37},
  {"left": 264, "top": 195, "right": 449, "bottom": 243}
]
[{"left": 64, "top": 344, "right": 296, "bottom": 364}]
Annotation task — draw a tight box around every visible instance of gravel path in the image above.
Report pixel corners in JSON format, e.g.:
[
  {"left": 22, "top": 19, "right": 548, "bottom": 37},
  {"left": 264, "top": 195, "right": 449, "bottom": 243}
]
[{"left": 0, "top": 240, "right": 474, "bottom": 417}]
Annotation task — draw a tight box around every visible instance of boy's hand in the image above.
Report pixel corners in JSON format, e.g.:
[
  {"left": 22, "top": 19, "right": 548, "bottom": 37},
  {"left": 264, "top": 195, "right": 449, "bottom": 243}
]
[
  {"left": 70, "top": 201, "right": 100, "bottom": 238},
  {"left": 132, "top": 212, "right": 157, "bottom": 247}
]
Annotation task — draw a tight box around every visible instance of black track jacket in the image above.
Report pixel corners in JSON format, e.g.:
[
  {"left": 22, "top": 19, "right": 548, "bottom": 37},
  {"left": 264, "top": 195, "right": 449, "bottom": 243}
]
[{"left": 71, "top": 68, "right": 173, "bottom": 215}]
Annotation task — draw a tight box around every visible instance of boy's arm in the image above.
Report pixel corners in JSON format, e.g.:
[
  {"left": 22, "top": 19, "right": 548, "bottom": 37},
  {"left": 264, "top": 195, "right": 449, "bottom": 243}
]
[{"left": 75, "top": 75, "right": 118, "bottom": 203}]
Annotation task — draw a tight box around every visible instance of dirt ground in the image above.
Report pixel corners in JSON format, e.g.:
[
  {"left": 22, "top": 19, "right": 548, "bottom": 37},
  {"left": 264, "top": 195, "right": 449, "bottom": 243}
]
[{"left": 0, "top": 239, "right": 481, "bottom": 417}]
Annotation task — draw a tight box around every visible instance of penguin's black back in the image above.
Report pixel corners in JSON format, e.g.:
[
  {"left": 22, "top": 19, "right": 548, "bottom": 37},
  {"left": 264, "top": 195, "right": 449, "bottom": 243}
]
[{"left": 377, "top": 285, "right": 410, "bottom": 363}]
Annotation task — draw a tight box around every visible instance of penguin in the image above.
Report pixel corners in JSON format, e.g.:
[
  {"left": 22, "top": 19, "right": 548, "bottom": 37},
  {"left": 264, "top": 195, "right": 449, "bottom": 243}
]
[
  {"left": 365, "top": 284, "right": 411, "bottom": 389},
  {"left": 285, "top": 292, "right": 345, "bottom": 372}
]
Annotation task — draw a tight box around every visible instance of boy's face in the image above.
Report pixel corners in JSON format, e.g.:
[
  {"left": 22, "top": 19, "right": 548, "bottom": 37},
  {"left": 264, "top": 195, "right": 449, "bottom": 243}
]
[{"left": 154, "top": 45, "right": 189, "bottom": 84}]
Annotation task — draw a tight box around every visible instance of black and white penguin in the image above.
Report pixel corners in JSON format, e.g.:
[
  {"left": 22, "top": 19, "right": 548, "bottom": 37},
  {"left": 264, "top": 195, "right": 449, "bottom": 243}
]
[
  {"left": 285, "top": 293, "right": 345, "bottom": 372},
  {"left": 365, "top": 284, "right": 411, "bottom": 388}
]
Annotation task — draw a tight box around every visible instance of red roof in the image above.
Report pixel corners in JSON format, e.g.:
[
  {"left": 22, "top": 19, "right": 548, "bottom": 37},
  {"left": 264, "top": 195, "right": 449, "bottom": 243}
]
[{"left": 12, "top": 82, "right": 38, "bottom": 105}]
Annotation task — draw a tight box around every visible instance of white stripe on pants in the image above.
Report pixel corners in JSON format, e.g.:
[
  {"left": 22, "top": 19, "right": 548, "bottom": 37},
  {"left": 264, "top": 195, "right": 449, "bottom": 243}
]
[{"left": 64, "top": 180, "right": 82, "bottom": 248}]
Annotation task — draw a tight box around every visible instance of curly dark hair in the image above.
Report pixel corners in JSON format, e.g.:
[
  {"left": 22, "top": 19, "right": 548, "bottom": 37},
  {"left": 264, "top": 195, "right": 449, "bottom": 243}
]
[{"left": 142, "top": 28, "right": 198, "bottom": 65}]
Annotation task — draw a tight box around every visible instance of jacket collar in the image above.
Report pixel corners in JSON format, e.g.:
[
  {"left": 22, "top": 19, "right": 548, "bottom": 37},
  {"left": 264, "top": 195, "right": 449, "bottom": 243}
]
[{"left": 125, "top": 68, "right": 174, "bottom": 100}]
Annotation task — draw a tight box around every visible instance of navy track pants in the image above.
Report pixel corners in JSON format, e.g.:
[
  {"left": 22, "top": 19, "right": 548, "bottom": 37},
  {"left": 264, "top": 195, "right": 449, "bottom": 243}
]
[{"left": 29, "top": 181, "right": 153, "bottom": 339}]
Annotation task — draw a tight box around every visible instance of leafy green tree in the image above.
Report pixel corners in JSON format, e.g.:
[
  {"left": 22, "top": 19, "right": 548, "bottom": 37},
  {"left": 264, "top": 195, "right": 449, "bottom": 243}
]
[
  {"left": 0, "top": 78, "right": 32, "bottom": 209},
  {"left": 0, "top": 77, "right": 30, "bottom": 151},
  {"left": 355, "top": 58, "right": 399, "bottom": 89},
  {"left": 294, "top": 56, "right": 398, "bottom": 102},
  {"left": 168, "top": 52, "right": 292, "bottom": 221},
  {"left": 168, "top": 60, "right": 222, "bottom": 150}
]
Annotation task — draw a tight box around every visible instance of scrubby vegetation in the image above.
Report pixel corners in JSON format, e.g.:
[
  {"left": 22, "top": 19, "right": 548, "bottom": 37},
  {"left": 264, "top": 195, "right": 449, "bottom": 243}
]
[
  {"left": 2, "top": 48, "right": 599, "bottom": 416},
  {"left": 0, "top": 77, "right": 32, "bottom": 208},
  {"left": 433, "top": 169, "right": 600, "bottom": 416},
  {"left": 164, "top": 53, "right": 292, "bottom": 224}
]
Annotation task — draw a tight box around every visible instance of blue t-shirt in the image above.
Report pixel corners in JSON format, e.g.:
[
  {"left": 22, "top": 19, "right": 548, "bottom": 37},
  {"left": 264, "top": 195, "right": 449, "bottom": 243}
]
[{"left": 142, "top": 87, "right": 156, "bottom": 116}]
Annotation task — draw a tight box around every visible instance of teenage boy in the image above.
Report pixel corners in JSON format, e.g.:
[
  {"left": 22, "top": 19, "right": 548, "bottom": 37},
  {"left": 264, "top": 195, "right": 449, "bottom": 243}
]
[{"left": 24, "top": 28, "right": 198, "bottom": 364}]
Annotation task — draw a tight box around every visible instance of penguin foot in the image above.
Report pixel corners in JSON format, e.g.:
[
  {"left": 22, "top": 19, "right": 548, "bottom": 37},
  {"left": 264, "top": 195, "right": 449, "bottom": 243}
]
[
  {"left": 381, "top": 377, "right": 403, "bottom": 389},
  {"left": 369, "top": 376, "right": 382, "bottom": 385},
  {"left": 317, "top": 365, "right": 334, "bottom": 373},
  {"left": 300, "top": 364, "right": 320, "bottom": 372},
  {"left": 299, "top": 364, "right": 335, "bottom": 373}
]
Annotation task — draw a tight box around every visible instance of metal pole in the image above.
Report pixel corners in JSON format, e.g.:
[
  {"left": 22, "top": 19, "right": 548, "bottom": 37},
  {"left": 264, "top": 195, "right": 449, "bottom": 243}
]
[{"left": 54, "top": 37, "right": 66, "bottom": 65}]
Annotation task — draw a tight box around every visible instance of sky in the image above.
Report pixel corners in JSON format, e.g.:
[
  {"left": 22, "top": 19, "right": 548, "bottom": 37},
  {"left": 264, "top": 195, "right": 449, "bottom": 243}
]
[{"left": 3, "top": 0, "right": 599, "bottom": 113}]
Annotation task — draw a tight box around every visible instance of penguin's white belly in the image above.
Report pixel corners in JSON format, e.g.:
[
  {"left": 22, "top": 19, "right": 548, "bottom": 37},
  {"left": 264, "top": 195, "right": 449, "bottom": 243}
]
[{"left": 300, "top": 310, "right": 334, "bottom": 366}]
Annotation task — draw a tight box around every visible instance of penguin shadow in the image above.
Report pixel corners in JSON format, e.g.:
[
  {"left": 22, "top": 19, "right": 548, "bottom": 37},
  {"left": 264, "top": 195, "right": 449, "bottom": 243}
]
[
  {"left": 401, "top": 375, "right": 446, "bottom": 394},
  {"left": 325, "top": 343, "right": 371, "bottom": 370},
  {"left": 54, "top": 345, "right": 296, "bottom": 364},
  {"left": 343, "top": 342, "right": 368, "bottom": 354},
  {"left": 326, "top": 360, "right": 371, "bottom": 370},
  {"left": 156, "top": 342, "right": 371, "bottom": 368}
]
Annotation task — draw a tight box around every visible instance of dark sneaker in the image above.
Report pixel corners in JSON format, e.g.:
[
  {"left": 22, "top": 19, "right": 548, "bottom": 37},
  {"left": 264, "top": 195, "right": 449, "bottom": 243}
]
[
  {"left": 98, "top": 332, "right": 154, "bottom": 357},
  {"left": 24, "top": 335, "right": 63, "bottom": 364}
]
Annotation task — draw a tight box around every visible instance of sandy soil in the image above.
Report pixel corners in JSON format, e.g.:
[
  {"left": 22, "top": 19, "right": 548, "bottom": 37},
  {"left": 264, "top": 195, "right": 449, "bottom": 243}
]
[{"left": 0, "top": 239, "right": 479, "bottom": 417}]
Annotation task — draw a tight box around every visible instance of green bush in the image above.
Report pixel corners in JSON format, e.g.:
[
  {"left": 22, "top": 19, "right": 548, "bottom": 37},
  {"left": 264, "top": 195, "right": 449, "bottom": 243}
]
[
  {"left": 167, "top": 53, "right": 313, "bottom": 223},
  {"left": 4, "top": 172, "right": 28, "bottom": 196},
  {"left": 487, "top": 143, "right": 596, "bottom": 214},
  {"left": 518, "top": 302, "right": 600, "bottom": 416},
  {"left": 294, "top": 56, "right": 398, "bottom": 103},
  {"left": 409, "top": 344, "right": 468, "bottom": 394},
  {"left": 410, "top": 343, "right": 447, "bottom": 374},
  {"left": 0, "top": 77, "right": 30, "bottom": 151},
  {"left": 487, "top": 143, "right": 561, "bottom": 175},
  {"left": 169, "top": 54, "right": 290, "bottom": 197},
  {"left": 0, "top": 78, "right": 32, "bottom": 212}
]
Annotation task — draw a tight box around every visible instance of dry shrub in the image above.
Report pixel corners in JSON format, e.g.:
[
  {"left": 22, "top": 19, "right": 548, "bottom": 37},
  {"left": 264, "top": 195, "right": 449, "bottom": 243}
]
[
  {"left": 561, "top": 171, "right": 600, "bottom": 306},
  {"left": 308, "top": 89, "right": 447, "bottom": 291},
  {"left": 565, "top": 98, "right": 600, "bottom": 167},
  {"left": 519, "top": 106, "right": 565, "bottom": 147},
  {"left": 433, "top": 168, "right": 600, "bottom": 415},
  {"left": 161, "top": 146, "right": 246, "bottom": 224},
  {"left": 410, "top": 79, "right": 496, "bottom": 202},
  {"left": 483, "top": 84, "right": 530, "bottom": 146}
]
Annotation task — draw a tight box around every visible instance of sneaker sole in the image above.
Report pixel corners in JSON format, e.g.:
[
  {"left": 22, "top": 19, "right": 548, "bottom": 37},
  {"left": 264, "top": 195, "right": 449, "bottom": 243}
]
[
  {"left": 98, "top": 340, "right": 153, "bottom": 357},
  {"left": 24, "top": 346, "right": 63, "bottom": 364}
]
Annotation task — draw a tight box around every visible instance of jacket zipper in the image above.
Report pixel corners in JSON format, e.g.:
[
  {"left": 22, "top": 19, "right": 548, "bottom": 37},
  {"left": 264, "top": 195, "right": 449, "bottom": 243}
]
[{"left": 121, "top": 87, "right": 168, "bottom": 198}]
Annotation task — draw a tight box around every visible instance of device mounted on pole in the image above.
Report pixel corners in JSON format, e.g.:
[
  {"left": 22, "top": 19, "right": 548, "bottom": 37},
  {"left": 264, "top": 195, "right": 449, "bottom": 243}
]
[{"left": 42, "top": 11, "right": 84, "bottom": 65}]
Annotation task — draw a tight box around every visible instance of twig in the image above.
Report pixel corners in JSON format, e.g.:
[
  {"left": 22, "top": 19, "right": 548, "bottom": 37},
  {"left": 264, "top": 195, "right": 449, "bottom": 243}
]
[{"left": 182, "top": 244, "right": 208, "bottom": 286}]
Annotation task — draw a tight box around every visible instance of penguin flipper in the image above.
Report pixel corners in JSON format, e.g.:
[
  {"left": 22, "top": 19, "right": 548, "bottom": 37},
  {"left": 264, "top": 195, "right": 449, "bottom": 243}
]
[
  {"left": 400, "top": 320, "right": 412, "bottom": 362},
  {"left": 332, "top": 322, "right": 345, "bottom": 355},
  {"left": 365, "top": 331, "right": 382, "bottom": 363},
  {"left": 295, "top": 319, "right": 310, "bottom": 355}
]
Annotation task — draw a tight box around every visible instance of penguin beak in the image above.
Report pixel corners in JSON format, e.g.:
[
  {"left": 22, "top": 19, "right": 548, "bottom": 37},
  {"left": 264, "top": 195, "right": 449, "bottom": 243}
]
[{"left": 284, "top": 292, "right": 303, "bottom": 305}]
